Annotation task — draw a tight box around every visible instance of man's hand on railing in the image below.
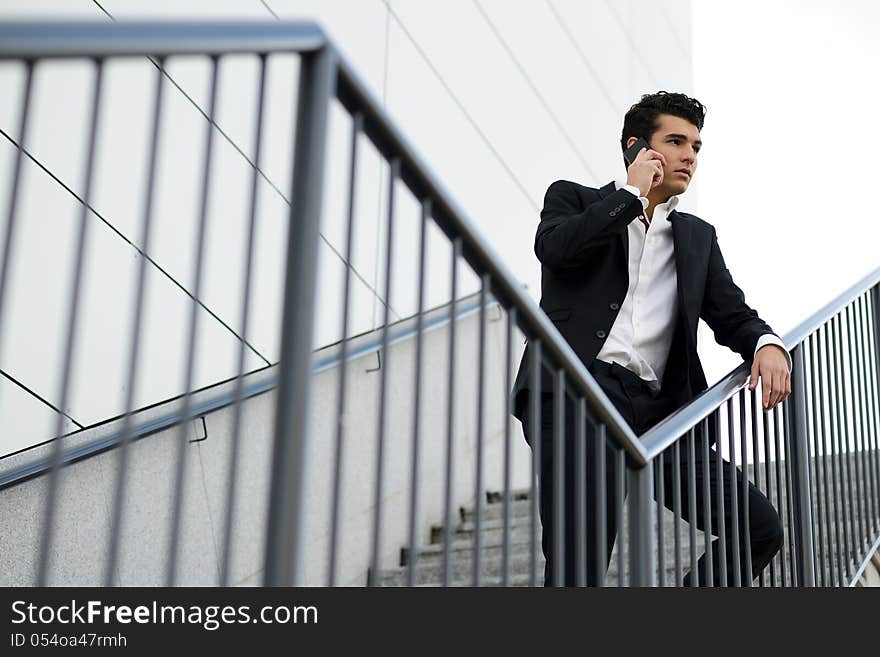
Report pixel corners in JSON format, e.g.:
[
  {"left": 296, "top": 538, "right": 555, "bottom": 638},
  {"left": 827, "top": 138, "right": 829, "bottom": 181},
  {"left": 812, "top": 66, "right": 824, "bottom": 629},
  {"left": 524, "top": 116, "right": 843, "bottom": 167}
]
[{"left": 748, "top": 344, "right": 792, "bottom": 411}]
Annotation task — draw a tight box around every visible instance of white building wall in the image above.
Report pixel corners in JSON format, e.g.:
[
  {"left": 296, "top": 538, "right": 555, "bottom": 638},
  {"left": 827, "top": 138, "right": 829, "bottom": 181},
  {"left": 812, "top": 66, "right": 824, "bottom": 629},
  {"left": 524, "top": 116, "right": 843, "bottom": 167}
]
[{"left": 0, "top": 0, "right": 694, "bottom": 457}]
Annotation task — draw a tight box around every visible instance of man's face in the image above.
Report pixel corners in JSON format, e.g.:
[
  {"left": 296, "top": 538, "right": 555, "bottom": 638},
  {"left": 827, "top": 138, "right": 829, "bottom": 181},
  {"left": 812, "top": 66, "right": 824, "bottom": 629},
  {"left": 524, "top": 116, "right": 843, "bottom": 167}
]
[{"left": 627, "top": 113, "right": 701, "bottom": 197}]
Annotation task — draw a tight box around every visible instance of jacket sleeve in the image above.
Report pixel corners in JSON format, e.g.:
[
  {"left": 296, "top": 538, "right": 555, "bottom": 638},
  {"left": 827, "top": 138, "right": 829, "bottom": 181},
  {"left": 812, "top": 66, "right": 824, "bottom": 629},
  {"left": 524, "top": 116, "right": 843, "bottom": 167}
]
[
  {"left": 534, "top": 180, "right": 645, "bottom": 274},
  {"left": 700, "top": 224, "right": 778, "bottom": 361}
]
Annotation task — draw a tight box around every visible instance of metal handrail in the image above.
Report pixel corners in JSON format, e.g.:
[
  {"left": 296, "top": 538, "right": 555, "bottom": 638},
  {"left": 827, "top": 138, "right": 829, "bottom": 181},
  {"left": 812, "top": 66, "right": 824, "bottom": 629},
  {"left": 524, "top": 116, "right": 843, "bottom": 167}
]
[{"left": 0, "top": 21, "right": 326, "bottom": 57}]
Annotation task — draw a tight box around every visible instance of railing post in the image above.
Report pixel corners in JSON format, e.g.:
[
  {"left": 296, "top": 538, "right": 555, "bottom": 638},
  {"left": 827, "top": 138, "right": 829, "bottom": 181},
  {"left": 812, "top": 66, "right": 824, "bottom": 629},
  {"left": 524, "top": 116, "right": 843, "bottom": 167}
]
[
  {"left": 264, "top": 45, "right": 335, "bottom": 586},
  {"left": 872, "top": 286, "right": 880, "bottom": 390},
  {"left": 788, "top": 343, "right": 817, "bottom": 586},
  {"left": 627, "top": 463, "right": 655, "bottom": 586}
]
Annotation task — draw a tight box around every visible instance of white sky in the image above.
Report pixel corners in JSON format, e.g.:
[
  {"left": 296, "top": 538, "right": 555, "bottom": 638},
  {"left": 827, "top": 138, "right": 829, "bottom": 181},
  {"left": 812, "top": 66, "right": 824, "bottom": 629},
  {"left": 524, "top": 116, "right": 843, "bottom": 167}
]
[{"left": 690, "top": 0, "right": 880, "bottom": 384}]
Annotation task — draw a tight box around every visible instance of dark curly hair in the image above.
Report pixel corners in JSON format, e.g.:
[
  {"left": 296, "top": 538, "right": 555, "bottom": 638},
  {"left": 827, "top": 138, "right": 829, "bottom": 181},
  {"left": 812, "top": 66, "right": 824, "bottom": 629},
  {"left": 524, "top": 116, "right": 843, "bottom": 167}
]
[{"left": 620, "top": 91, "right": 706, "bottom": 167}]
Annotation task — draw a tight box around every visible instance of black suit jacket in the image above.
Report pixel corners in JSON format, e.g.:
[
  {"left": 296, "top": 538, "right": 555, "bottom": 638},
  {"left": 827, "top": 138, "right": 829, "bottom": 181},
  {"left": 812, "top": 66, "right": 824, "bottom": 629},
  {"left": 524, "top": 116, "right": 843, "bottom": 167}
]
[{"left": 511, "top": 179, "right": 782, "bottom": 426}]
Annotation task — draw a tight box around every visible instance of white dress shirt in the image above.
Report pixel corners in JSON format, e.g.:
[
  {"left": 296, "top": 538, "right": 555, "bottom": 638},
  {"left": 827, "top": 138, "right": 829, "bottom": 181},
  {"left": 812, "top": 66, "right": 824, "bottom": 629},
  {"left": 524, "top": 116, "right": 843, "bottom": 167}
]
[{"left": 596, "top": 180, "right": 790, "bottom": 391}]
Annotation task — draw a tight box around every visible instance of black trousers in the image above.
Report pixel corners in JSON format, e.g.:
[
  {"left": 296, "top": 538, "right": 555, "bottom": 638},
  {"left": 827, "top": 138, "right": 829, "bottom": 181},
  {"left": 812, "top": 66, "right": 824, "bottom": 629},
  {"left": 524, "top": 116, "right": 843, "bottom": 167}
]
[{"left": 521, "top": 358, "right": 784, "bottom": 587}]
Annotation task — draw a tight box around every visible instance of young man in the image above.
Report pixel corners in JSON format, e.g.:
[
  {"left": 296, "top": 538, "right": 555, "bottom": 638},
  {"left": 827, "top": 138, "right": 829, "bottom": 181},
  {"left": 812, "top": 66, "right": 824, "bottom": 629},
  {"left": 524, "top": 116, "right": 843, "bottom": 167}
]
[{"left": 510, "top": 91, "right": 791, "bottom": 587}]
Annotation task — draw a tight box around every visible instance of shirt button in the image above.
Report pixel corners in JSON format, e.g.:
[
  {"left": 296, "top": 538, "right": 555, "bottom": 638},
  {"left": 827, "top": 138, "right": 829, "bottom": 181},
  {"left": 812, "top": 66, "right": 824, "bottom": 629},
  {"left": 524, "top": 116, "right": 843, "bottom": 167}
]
[
  {"left": 596, "top": 330, "right": 607, "bottom": 339},
  {"left": 609, "top": 303, "right": 619, "bottom": 310}
]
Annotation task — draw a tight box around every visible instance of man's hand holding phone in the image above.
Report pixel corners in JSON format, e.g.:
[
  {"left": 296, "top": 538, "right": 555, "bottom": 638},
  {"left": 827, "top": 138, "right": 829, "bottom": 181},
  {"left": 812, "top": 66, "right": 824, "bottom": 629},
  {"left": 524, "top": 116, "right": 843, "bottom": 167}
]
[{"left": 624, "top": 139, "right": 666, "bottom": 197}]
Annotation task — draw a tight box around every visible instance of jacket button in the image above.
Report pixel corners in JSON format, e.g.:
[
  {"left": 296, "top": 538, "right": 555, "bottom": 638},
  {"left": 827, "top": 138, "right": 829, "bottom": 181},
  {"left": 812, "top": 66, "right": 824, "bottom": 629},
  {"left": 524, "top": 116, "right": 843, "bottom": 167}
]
[
  {"left": 596, "top": 330, "right": 607, "bottom": 339},
  {"left": 609, "top": 302, "right": 619, "bottom": 310}
]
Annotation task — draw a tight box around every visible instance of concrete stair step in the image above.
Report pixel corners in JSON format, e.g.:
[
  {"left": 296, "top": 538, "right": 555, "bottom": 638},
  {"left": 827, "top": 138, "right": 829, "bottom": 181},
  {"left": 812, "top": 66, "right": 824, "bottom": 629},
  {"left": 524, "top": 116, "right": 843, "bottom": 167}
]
[
  {"left": 381, "top": 542, "right": 694, "bottom": 587},
  {"left": 428, "top": 514, "right": 539, "bottom": 548},
  {"left": 394, "top": 520, "right": 710, "bottom": 586},
  {"left": 424, "top": 513, "right": 710, "bottom": 564},
  {"left": 459, "top": 494, "right": 534, "bottom": 524},
  {"left": 379, "top": 545, "right": 541, "bottom": 586}
]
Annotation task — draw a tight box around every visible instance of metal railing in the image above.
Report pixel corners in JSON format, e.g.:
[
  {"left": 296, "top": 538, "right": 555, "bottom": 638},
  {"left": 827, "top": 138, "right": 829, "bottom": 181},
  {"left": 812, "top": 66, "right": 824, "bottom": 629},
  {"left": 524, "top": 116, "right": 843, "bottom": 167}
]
[
  {"left": 1, "top": 22, "right": 877, "bottom": 587},
  {"left": 635, "top": 268, "right": 880, "bottom": 586}
]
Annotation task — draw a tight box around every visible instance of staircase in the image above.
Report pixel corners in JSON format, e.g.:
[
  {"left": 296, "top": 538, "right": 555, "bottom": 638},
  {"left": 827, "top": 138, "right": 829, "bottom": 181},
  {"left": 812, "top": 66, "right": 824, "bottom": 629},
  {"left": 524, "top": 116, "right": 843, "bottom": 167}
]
[
  {"left": 376, "top": 488, "right": 708, "bottom": 587},
  {"left": 377, "top": 449, "right": 880, "bottom": 586},
  {"left": 377, "top": 490, "right": 540, "bottom": 586}
]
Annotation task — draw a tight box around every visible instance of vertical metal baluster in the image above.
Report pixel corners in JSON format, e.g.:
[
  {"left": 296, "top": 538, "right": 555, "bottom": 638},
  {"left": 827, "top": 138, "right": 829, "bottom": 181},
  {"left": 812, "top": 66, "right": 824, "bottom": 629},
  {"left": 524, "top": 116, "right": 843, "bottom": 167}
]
[
  {"left": 815, "top": 326, "right": 836, "bottom": 586},
  {"left": 628, "top": 462, "right": 655, "bottom": 587},
  {"left": 818, "top": 330, "right": 836, "bottom": 586},
  {"left": 808, "top": 334, "right": 826, "bottom": 586},
  {"left": 368, "top": 157, "right": 400, "bottom": 587},
  {"left": 847, "top": 299, "right": 873, "bottom": 560},
  {"left": 823, "top": 323, "right": 844, "bottom": 587},
  {"left": 739, "top": 388, "right": 752, "bottom": 586},
  {"left": 831, "top": 315, "right": 854, "bottom": 581},
  {"left": 855, "top": 295, "right": 879, "bottom": 538},
  {"left": 864, "top": 291, "right": 880, "bottom": 536},
  {"left": 105, "top": 57, "right": 165, "bottom": 586},
  {"left": 727, "top": 397, "right": 741, "bottom": 587},
  {"left": 781, "top": 403, "right": 798, "bottom": 585},
  {"left": 761, "top": 406, "right": 776, "bottom": 586},
  {"left": 702, "top": 417, "right": 714, "bottom": 587},
  {"left": 788, "top": 343, "right": 817, "bottom": 587},
  {"left": 862, "top": 292, "right": 880, "bottom": 536},
  {"left": 655, "top": 451, "right": 665, "bottom": 587},
  {"left": 405, "top": 195, "right": 429, "bottom": 587},
  {"left": 501, "top": 308, "right": 516, "bottom": 587},
  {"left": 751, "top": 383, "right": 763, "bottom": 586},
  {"left": 837, "top": 313, "right": 860, "bottom": 567},
  {"left": 167, "top": 55, "right": 220, "bottom": 587},
  {"left": 37, "top": 59, "right": 104, "bottom": 587},
  {"left": 615, "top": 445, "right": 625, "bottom": 588},
  {"left": 552, "top": 370, "right": 565, "bottom": 586},
  {"left": 265, "top": 46, "right": 335, "bottom": 587},
  {"left": 218, "top": 54, "right": 268, "bottom": 588},
  {"left": 329, "top": 110, "right": 365, "bottom": 585},
  {"left": 820, "top": 336, "right": 834, "bottom": 589},
  {"left": 851, "top": 298, "right": 874, "bottom": 546},
  {"left": 773, "top": 405, "right": 787, "bottom": 586},
  {"left": 472, "top": 275, "right": 489, "bottom": 586},
  {"left": 845, "top": 305, "right": 867, "bottom": 555},
  {"left": 864, "top": 293, "right": 880, "bottom": 537},
  {"left": 528, "top": 340, "right": 542, "bottom": 587},
  {"left": 847, "top": 298, "right": 873, "bottom": 544},
  {"left": 672, "top": 440, "right": 682, "bottom": 586},
  {"left": 441, "top": 237, "right": 460, "bottom": 587},
  {"left": 0, "top": 62, "right": 33, "bottom": 387},
  {"left": 715, "top": 411, "right": 727, "bottom": 586},
  {"left": 595, "top": 423, "right": 607, "bottom": 587},
  {"left": 575, "top": 397, "right": 587, "bottom": 587},
  {"left": 687, "top": 427, "right": 698, "bottom": 586},
  {"left": 849, "top": 300, "right": 868, "bottom": 548}
]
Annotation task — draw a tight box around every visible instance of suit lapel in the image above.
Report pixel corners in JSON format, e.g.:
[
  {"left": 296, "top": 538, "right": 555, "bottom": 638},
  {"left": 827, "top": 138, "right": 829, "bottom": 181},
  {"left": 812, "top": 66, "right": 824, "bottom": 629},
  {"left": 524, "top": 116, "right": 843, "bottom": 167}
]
[
  {"left": 669, "top": 209, "right": 694, "bottom": 334},
  {"left": 597, "top": 182, "right": 694, "bottom": 331}
]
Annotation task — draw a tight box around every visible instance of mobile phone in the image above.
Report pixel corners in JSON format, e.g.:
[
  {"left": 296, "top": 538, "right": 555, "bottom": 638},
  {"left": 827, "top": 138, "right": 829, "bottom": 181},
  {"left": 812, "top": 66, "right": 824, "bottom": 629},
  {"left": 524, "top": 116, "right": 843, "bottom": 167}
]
[{"left": 623, "top": 137, "right": 651, "bottom": 166}]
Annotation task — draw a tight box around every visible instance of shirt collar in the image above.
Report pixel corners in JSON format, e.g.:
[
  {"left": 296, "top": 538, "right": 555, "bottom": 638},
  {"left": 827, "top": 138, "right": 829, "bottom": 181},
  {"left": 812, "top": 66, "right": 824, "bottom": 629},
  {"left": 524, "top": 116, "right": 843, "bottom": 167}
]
[{"left": 614, "top": 179, "right": 681, "bottom": 217}]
